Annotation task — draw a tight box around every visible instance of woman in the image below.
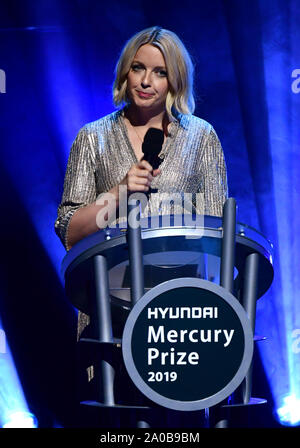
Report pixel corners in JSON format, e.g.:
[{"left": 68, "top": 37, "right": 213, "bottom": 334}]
[
  {"left": 55, "top": 27, "right": 228, "bottom": 392},
  {"left": 55, "top": 26, "right": 228, "bottom": 252}
]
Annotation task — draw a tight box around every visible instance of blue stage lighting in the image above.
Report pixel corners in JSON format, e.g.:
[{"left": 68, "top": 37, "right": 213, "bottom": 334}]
[
  {"left": 0, "top": 319, "right": 38, "bottom": 428},
  {"left": 276, "top": 394, "right": 300, "bottom": 427},
  {"left": 2, "top": 411, "right": 38, "bottom": 428}
]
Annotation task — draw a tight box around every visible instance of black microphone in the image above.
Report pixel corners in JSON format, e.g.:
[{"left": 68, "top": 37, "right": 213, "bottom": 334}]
[{"left": 142, "top": 128, "right": 164, "bottom": 170}]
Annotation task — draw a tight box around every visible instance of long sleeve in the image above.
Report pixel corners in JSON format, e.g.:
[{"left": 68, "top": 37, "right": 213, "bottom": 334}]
[
  {"left": 54, "top": 127, "right": 97, "bottom": 250},
  {"left": 54, "top": 112, "right": 229, "bottom": 250},
  {"left": 201, "top": 126, "right": 228, "bottom": 216}
]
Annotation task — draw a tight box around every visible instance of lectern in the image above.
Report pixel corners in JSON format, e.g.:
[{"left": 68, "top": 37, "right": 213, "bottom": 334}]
[{"left": 61, "top": 199, "right": 274, "bottom": 427}]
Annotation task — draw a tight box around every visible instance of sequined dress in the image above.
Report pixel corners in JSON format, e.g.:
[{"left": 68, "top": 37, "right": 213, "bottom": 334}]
[{"left": 55, "top": 109, "right": 228, "bottom": 341}]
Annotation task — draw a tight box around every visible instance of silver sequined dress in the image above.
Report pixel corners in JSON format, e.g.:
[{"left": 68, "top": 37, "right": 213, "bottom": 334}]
[
  {"left": 55, "top": 109, "right": 228, "bottom": 249},
  {"left": 55, "top": 109, "right": 228, "bottom": 340}
]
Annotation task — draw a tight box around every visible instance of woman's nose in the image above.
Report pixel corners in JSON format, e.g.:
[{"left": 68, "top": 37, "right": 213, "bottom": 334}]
[{"left": 141, "top": 71, "right": 151, "bottom": 87}]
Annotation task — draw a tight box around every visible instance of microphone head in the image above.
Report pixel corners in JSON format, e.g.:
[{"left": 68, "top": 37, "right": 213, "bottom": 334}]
[
  {"left": 142, "top": 128, "right": 164, "bottom": 169},
  {"left": 143, "top": 128, "right": 164, "bottom": 147}
]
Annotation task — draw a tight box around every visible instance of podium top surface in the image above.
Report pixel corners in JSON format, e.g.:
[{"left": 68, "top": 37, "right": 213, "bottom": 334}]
[{"left": 61, "top": 215, "right": 274, "bottom": 312}]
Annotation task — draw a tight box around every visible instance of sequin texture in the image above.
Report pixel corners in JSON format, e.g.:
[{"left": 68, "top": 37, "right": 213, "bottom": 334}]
[{"left": 55, "top": 109, "right": 228, "bottom": 250}]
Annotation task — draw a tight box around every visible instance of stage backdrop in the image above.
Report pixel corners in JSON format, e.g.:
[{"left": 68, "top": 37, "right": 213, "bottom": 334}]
[{"left": 0, "top": 0, "right": 299, "bottom": 427}]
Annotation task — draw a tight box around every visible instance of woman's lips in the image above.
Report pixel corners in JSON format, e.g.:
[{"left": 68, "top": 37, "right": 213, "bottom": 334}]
[{"left": 136, "top": 91, "right": 154, "bottom": 98}]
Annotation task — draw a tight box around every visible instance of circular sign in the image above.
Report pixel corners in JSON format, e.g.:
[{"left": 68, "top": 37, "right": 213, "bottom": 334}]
[{"left": 122, "top": 278, "right": 253, "bottom": 411}]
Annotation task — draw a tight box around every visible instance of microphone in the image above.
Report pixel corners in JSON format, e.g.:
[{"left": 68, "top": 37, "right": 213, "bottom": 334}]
[
  {"left": 127, "top": 129, "right": 164, "bottom": 304},
  {"left": 141, "top": 128, "right": 164, "bottom": 170}
]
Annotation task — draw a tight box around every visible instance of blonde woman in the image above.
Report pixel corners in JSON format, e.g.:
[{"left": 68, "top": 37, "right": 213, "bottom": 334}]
[
  {"left": 55, "top": 26, "right": 228, "bottom": 251},
  {"left": 55, "top": 27, "right": 229, "bottom": 393}
]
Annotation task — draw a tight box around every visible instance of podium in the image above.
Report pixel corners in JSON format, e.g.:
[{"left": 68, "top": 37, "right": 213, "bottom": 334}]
[{"left": 61, "top": 200, "right": 274, "bottom": 427}]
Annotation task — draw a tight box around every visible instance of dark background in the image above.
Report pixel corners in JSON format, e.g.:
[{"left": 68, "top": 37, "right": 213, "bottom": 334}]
[{"left": 0, "top": 0, "right": 299, "bottom": 428}]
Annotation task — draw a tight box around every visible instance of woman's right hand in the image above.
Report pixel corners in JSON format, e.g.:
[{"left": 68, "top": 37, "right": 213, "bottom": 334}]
[
  {"left": 121, "top": 160, "right": 161, "bottom": 193},
  {"left": 67, "top": 161, "right": 161, "bottom": 249}
]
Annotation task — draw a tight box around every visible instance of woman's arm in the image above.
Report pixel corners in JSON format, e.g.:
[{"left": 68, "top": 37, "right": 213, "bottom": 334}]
[
  {"left": 64, "top": 160, "right": 160, "bottom": 249},
  {"left": 66, "top": 183, "right": 121, "bottom": 249},
  {"left": 201, "top": 126, "right": 228, "bottom": 216}
]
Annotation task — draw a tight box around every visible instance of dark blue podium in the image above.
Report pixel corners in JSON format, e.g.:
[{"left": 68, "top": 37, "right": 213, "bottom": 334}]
[{"left": 61, "top": 199, "right": 274, "bottom": 427}]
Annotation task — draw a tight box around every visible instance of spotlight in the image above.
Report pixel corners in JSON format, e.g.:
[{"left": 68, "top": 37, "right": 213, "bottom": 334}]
[
  {"left": 277, "top": 394, "right": 300, "bottom": 426},
  {"left": 0, "top": 319, "right": 38, "bottom": 429},
  {"left": 2, "top": 411, "right": 38, "bottom": 428}
]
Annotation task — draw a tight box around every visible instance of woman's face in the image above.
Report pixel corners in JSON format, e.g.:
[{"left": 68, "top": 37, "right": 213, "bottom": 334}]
[{"left": 126, "top": 44, "right": 169, "bottom": 113}]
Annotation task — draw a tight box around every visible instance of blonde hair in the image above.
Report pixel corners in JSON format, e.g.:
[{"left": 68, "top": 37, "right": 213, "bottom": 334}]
[{"left": 112, "top": 26, "right": 195, "bottom": 120}]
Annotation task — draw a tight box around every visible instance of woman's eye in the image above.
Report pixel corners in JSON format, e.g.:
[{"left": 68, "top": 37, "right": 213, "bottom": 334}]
[
  {"left": 131, "top": 64, "right": 143, "bottom": 71},
  {"left": 156, "top": 69, "right": 167, "bottom": 77}
]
